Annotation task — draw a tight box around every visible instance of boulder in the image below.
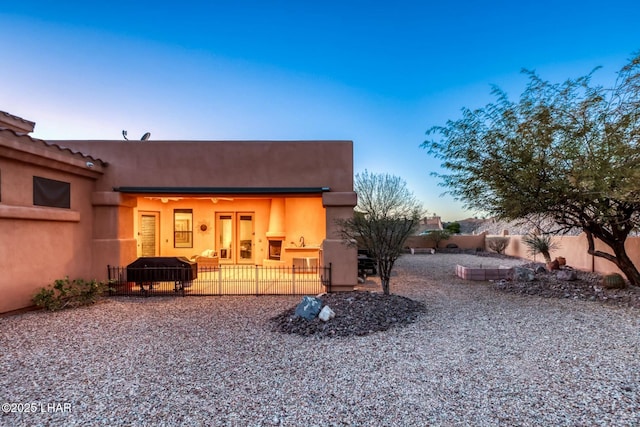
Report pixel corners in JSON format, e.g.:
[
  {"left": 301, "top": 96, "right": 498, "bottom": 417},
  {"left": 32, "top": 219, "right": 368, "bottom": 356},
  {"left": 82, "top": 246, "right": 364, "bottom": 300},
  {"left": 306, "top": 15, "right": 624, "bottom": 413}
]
[
  {"left": 547, "top": 260, "right": 560, "bottom": 271},
  {"left": 534, "top": 265, "right": 547, "bottom": 274},
  {"left": 510, "top": 267, "right": 535, "bottom": 282},
  {"left": 294, "top": 296, "right": 322, "bottom": 320},
  {"left": 318, "top": 305, "right": 336, "bottom": 322},
  {"left": 556, "top": 269, "right": 578, "bottom": 281}
]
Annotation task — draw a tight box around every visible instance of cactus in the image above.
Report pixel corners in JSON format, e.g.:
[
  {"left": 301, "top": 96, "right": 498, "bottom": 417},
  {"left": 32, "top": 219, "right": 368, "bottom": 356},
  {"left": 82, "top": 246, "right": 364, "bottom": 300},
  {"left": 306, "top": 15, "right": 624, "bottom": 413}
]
[{"left": 601, "top": 273, "right": 627, "bottom": 289}]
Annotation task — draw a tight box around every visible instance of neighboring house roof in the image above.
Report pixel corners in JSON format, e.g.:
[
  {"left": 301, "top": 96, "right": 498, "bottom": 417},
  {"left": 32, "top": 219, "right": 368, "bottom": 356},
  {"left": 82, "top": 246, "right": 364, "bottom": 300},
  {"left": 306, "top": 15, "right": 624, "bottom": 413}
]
[
  {"left": 415, "top": 215, "right": 443, "bottom": 235},
  {"left": 0, "top": 127, "right": 108, "bottom": 167}
]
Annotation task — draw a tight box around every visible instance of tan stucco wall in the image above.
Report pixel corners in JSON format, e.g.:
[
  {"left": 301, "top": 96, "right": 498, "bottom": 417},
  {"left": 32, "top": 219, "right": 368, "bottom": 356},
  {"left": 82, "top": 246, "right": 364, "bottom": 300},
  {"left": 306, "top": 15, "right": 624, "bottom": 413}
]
[
  {"left": 0, "top": 138, "right": 102, "bottom": 313},
  {"left": 405, "top": 233, "right": 487, "bottom": 250},
  {"left": 2, "top": 136, "right": 357, "bottom": 313},
  {"left": 55, "top": 140, "right": 354, "bottom": 192},
  {"left": 415, "top": 232, "right": 640, "bottom": 277},
  {"left": 322, "top": 191, "right": 359, "bottom": 290},
  {"left": 60, "top": 140, "right": 356, "bottom": 282},
  {"left": 501, "top": 233, "right": 640, "bottom": 276}
]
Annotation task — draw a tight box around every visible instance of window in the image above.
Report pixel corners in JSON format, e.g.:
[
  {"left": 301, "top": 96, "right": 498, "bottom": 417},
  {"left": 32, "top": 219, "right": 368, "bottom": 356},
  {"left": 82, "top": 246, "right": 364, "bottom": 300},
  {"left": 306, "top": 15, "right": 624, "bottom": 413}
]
[
  {"left": 174, "top": 209, "right": 193, "bottom": 248},
  {"left": 33, "top": 176, "right": 70, "bottom": 208}
]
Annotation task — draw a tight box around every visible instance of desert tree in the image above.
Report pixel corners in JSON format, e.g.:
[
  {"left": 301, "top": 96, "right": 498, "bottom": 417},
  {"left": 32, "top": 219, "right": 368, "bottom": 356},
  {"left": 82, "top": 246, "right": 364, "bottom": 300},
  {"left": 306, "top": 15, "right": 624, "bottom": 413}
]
[
  {"left": 424, "top": 52, "right": 640, "bottom": 285},
  {"left": 486, "top": 236, "right": 510, "bottom": 255},
  {"left": 445, "top": 222, "right": 461, "bottom": 234},
  {"left": 425, "top": 229, "right": 451, "bottom": 249},
  {"left": 339, "top": 170, "right": 423, "bottom": 295}
]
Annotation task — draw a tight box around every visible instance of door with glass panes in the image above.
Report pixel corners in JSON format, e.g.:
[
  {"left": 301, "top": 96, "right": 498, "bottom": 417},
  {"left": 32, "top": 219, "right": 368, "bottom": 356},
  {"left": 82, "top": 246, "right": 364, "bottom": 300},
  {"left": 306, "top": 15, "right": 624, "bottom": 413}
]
[
  {"left": 138, "top": 211, "right": 160, "bottom": 256},
  {"left": 215, "top": 212, "right": 254, "bottom": 263}
]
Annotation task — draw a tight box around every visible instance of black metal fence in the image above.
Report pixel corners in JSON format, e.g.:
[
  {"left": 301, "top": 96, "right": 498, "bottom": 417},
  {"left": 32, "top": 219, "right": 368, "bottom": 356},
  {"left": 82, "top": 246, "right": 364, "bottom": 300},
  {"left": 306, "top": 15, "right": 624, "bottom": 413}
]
[{"left": 107, "top": 264, "right": 331, "bottom": 297}]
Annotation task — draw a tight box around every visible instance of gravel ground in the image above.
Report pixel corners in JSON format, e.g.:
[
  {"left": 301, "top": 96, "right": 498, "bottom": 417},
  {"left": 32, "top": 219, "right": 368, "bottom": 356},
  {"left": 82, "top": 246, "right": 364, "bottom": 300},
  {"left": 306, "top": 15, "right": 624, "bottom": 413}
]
[{"left": 1, "top": 253, "right": 639, "bottom": 426}]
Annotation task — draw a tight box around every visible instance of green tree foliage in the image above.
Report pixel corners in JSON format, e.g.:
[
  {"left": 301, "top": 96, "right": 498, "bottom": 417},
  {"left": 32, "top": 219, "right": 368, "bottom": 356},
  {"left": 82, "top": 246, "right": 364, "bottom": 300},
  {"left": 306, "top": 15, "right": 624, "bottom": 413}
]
[
  {"left": 339, "top": 170, "right": 423, "bottom": 295},
  {"left": 32, "top": 277, "right": 110, "bottom": 311},
  {"left": 426, "top": 229, "right": 451, "bottom": 249},
  {"left": 445, "top": 222, "right": 461, "bottom": 234},
  {"left": 424, "top": 53, "right": 640, "bottom": 285}
]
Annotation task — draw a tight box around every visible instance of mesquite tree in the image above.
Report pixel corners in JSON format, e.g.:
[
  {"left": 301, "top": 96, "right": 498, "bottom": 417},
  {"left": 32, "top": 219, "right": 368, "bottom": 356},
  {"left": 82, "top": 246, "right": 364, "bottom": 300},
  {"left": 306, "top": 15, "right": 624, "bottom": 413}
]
[
  {"left": 339, "top": 171, "right": 422, "bottom": 295},
  {"left": 424, "top": 53, "right": 640, "bottom": 285}
]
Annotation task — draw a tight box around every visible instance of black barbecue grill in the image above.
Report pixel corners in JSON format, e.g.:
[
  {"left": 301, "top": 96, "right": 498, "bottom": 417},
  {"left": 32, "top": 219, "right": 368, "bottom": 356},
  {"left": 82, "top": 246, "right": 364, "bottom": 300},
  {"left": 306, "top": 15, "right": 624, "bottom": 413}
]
[{"left": 126, "top": 257, "right": 197, "bottom": 295}]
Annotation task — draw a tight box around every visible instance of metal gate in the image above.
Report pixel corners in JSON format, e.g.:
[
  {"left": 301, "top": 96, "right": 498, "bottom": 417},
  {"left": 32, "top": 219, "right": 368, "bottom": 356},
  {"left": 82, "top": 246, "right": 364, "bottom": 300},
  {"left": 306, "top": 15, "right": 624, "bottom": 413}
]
[{"left": 107, "top": 264, "right": 331, "bottom": 297}]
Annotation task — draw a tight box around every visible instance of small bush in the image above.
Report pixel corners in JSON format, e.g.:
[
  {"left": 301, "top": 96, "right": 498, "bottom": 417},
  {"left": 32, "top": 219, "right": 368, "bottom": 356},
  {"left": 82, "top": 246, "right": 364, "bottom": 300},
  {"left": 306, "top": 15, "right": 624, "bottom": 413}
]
[
  {"left": 486, "top": 236, "right": 510, "bottom": 254},
  {"left": 32, "top": 277, "right": 110, "bottom": 311},
  {"left": 425, "top": 229, "right": 451, "bottom": 249}
]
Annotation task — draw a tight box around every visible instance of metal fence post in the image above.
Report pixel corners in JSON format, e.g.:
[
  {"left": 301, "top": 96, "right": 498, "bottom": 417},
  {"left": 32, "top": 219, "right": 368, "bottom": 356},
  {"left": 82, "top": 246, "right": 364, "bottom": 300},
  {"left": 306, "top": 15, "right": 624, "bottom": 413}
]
[
  {"left": 292, "top": 265, "right": 296, "bottom": 294},
  {"left": 255, "top": 265, "right": 259, "bottom": 296}
]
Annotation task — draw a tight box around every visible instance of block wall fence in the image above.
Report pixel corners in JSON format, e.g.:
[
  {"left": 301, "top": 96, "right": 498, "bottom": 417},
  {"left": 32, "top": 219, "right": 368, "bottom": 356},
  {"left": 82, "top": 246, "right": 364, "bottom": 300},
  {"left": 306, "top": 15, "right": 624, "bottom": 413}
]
[{"left": 405, "top": 232, "right": 640, "bottom": 277}]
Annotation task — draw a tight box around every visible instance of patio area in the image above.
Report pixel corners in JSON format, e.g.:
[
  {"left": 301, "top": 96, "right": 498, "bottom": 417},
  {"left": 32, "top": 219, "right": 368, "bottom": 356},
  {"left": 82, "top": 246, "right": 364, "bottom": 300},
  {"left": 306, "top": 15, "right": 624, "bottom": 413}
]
[{"left": 108, "top": 264, "right": 330, "bottom": 296}]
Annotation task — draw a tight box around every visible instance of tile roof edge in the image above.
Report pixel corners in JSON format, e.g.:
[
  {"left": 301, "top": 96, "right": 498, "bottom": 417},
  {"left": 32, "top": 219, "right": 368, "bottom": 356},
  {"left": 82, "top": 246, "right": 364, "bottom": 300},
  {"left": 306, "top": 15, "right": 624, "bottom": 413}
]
[
  {"left": 0, "top": 110, "right": 36, "bottom": 128},
  {"left": 0, "top": 127, "right": 108, "bottom": 166}
]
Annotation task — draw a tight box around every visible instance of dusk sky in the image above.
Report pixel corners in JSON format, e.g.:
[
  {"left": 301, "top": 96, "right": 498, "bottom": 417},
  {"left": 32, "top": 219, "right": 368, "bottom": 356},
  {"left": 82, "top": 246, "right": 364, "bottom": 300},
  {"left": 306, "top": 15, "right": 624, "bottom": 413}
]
[{"left": 2, "top": 1, "right": 639, "bottom": 220}]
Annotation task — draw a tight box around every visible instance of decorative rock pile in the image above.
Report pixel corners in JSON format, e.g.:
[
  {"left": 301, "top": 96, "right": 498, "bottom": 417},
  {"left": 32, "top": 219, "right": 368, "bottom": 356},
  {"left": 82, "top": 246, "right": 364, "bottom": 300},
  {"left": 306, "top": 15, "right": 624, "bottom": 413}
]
[
  {"left": 271, "top": 291, "right": 427, "bottom": 337},
  {"left": 509, "top": 258, "right": 577, "bottom": 282},
  {"left": 494, "top": 261, "right": 640, "bottom": 308}
]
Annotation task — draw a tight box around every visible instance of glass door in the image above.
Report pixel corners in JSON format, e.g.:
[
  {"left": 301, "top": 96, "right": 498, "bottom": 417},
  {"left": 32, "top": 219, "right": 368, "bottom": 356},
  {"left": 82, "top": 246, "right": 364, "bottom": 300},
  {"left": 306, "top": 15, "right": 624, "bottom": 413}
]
[
  {"left": 238, "top": 213, "right": 254, "bottom": 264},
  {"left": 216, "top": 213, "right": 234, "bottom": 262},
  {"left": 215, "top": 212, "right": 254, "bottom": 264}
]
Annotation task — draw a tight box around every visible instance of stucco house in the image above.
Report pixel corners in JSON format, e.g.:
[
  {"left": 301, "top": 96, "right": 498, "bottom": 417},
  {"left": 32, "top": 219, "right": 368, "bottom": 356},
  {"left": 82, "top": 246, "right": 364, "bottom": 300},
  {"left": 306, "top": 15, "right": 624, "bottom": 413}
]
[{"left": 0, "top": 111, "right": 358, "bottom": 314}]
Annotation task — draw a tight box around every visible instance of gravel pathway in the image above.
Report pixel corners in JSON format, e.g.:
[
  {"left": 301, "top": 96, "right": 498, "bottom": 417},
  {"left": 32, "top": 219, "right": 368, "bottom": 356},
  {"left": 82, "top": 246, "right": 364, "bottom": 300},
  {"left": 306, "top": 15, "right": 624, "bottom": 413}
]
[{"left": 1, "top": 254, "right": 638, "bottom": 426}]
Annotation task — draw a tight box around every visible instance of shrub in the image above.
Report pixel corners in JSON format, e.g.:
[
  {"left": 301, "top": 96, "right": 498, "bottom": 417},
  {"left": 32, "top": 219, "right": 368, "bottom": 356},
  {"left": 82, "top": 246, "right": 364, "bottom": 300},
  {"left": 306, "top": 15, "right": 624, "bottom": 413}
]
[
  {"left": 32, "top": 277, "right": 110, "bottom": 311},
  {"left": 425, "top": 229, "right": 451, "bottom": 249},
  {"left": 522, "top": 233, "right": 560, "bottom": 263},
  {"left": 486, "top": 236, "right": 510, "bottom": 254}
]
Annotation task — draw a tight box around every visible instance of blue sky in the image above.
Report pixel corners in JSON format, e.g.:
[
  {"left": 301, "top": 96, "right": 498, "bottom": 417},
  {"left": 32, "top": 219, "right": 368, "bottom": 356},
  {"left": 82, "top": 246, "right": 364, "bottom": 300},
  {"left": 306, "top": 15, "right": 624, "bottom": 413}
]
[{"left": 2, "top": 1, "right": 639, "bottom": 220}]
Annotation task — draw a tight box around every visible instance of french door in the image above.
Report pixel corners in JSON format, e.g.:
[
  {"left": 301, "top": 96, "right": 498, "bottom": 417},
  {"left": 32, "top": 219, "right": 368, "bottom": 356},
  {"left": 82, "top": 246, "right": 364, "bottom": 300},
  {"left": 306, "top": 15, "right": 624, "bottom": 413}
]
[{"left": 216, "top": 212, "right": 254, "bottom": 264}]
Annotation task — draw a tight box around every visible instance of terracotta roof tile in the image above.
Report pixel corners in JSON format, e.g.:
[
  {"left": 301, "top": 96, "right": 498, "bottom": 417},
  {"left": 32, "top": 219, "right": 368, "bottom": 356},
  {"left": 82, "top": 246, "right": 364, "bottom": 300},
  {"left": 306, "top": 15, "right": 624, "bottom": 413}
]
[
  {"left": 0, "top": 110, "right": 35, "bottom": 126},
  {"left": 0, "top": 127, "right": 108, "bottom": 166}
]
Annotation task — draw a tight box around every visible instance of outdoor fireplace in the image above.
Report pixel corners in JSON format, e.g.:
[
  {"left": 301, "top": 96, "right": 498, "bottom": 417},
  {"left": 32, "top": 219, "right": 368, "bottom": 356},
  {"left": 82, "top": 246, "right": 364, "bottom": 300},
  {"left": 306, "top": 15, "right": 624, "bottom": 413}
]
[{"left": 268, "top": 240, "right": 282, "bottom": 261}]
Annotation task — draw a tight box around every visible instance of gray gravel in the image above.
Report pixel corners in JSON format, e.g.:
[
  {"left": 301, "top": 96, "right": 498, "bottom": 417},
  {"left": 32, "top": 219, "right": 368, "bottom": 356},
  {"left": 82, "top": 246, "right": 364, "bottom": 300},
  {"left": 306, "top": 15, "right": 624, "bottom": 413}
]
[{"left": 1, "top": 254, "right": 639, "bottom": 426}]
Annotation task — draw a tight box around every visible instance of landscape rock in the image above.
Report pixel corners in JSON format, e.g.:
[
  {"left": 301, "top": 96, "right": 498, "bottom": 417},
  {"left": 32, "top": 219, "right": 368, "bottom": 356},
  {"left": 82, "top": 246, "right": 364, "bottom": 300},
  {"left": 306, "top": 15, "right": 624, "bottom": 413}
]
[
  {"left": 534, "top": 265, "right": 547, "bottom": 274},
  {"left": 495, "top": 260, "right": 639, "bottom": 308},
  {"left": 318, "top": 305, "right": 335, "bottom": 322},
  {"left": 273, "top": 291, "right": 426, "bottom": 337},
  {"left": 556, "top": 269, "right": 578, "bottom": 281},
  {"left": 510, "top": 267, "right": 536, "bottom": 282},
  {"left": 547, "top": 260, "right": 560, "bottom": 271},
  {"left": 294, "top": 296, "right": 322, "bottom": 320}
]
